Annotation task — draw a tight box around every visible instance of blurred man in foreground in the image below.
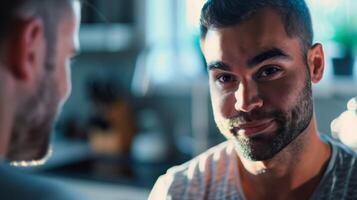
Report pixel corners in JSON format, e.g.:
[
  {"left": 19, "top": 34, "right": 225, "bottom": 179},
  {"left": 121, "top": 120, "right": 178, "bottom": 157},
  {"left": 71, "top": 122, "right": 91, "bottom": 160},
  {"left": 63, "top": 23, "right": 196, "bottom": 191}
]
[
  {"left": 150, "top": 0, "right": 357, "bottom": 199},
  {"left": 0, "top": 0, "right": 80, "bottom": 199}
]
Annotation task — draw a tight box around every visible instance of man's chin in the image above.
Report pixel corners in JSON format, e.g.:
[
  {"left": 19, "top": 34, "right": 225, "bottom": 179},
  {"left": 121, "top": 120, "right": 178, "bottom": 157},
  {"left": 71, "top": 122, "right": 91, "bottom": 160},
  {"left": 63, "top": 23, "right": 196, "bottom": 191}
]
[
  {"left": 232, "top": 135, "right": 284, "bottom": 161},
  {"left": 9, "top": 145, "right": 52, "bottom": 167}
]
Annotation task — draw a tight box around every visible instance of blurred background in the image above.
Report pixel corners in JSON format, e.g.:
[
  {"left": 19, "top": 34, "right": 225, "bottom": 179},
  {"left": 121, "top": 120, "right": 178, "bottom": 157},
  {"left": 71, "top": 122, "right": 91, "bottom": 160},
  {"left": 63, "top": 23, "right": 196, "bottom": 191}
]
[{"left": 22, "top": 0, "right": 357, "bottom": 199}]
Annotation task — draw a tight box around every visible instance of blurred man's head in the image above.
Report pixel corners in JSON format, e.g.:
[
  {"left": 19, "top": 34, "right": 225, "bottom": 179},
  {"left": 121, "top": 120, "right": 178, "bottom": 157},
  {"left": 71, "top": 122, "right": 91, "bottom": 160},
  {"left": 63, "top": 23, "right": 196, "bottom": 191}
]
[
  {"left": 0, "top": 0, "right": 80, "bottom": 165},
  {"left": 200, "top": 0, "right": 325, "bottom": 161}
]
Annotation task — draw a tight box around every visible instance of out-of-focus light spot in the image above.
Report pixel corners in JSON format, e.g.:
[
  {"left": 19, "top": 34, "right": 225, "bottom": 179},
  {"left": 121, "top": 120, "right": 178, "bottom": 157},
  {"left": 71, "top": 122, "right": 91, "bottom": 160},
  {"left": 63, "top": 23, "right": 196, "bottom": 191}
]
[
  {"left": 331, "top": 97, "right": 357, "bottom": 150},
  {"left": 308, "top": 0, "right": 340, "bottom": 12},
  {"left": 330, "top": 118, "right": 340, "bottom": 136},
  {"left": 335, "top": 111, "right": 357, "bottom": 148},
  {"left": 347, "top": 97, "right": 357, "bottom": 110},
  {"left": 320, "top": 0, "right": 340, "bottom": 10},
  {"left": 186, "top": 0, "right": 205, "bottom": 30}
]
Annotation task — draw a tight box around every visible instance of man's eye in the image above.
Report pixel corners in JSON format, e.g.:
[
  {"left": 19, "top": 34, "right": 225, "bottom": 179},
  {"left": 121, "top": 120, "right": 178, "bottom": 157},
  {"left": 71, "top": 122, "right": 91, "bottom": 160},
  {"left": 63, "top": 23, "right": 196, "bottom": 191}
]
[
  {"left": 216, "top": 74, "right": 236, "bottom": 83},
  {"left": 256, "top": 66, "right": 282, "bottom": 79}
]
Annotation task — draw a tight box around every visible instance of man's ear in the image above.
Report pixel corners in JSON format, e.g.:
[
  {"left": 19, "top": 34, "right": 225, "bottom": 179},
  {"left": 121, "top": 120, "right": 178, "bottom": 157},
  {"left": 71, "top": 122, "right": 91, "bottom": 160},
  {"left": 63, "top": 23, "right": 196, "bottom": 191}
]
[
  {"left": 7, "top": 18, "right": 45, "bottom": 81},
  {"left": 307, "top": 43, "right": 325, "bottom": 83}
]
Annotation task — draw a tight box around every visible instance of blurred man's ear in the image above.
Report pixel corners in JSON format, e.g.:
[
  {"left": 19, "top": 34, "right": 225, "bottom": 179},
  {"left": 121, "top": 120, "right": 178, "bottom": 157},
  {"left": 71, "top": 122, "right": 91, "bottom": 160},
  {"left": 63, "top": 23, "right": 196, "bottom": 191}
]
[
  {"left": 307, "top": 43, "right": 325, "bottom": 83},
  {"left": 7, "top": 18, "right": 45, "bottom": 81}
]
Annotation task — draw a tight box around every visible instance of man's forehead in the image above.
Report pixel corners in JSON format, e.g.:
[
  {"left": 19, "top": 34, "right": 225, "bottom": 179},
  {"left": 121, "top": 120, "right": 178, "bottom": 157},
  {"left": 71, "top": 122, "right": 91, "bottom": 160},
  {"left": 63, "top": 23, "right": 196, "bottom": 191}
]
[
  {"left": 57, "top": 1, "right": 80, "bottom": 52},
  {"left": 201, "top": 29, "right": 224, "bottom": 59},
  {"left": 72, "top": 1, "right": 81, "bottom": 52},
  {"left": 73, "top": 0, "right": 81, "bottom": 22}
]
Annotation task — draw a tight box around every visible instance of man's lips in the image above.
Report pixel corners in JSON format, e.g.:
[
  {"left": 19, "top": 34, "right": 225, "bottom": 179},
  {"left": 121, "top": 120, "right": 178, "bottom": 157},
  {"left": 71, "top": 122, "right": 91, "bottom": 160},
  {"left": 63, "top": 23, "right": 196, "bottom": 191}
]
[{"left": 231, "top": 119, "right": 274, "bottom": 137}]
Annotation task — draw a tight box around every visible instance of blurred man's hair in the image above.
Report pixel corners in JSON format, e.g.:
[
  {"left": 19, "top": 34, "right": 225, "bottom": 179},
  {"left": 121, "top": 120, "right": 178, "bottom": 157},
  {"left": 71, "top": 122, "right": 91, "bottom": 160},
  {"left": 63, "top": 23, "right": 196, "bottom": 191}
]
[
  {"left": 0, "top": 0, "right": 78, "bottom": 66},
  {"left": 200, "top": 0, "right": 313, "bottom": 55}
]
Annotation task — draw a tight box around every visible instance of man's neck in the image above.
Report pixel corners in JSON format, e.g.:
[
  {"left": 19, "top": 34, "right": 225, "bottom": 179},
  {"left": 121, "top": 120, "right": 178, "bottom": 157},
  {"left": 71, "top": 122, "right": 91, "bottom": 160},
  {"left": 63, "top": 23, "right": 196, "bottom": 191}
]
[{"left": 237, "top": 119, "right": 332, "bottom": 200}]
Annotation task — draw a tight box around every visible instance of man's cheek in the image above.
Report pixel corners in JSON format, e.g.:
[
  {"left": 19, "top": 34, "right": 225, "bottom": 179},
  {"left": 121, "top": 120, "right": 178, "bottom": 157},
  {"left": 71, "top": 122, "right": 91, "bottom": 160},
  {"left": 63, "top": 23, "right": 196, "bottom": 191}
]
[
  {"left": 55, "top": 60, "right": 70, "bottom": 101},
  {"left": 62, "top": 67, "right": 71, "bottom": 101},
  {"left": 259, "top": 78, "right": 299, "bottom": 109}
]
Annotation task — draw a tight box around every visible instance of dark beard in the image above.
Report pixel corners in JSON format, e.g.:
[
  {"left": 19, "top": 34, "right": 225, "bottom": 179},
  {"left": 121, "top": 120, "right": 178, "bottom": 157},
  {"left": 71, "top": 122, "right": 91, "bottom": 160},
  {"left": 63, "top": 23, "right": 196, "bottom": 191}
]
[
  {"left": 6, "top": 69, "right": 59, "bottom": 162},
  {"left": 231, "top": 72, "right": 313, "bottom": 161}
]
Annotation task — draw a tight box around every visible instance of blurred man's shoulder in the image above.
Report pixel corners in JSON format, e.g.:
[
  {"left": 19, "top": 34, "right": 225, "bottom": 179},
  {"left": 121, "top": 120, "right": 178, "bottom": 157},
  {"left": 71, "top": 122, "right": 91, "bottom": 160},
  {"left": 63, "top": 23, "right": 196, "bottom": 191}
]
[{"left": 0, "top": 164, "right": 76, "bottom": 200}]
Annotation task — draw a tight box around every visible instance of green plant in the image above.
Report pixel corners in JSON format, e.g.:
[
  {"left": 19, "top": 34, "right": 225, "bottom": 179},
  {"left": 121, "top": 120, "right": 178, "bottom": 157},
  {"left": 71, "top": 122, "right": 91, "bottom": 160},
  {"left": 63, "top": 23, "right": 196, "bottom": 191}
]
[
  {"left": 331, "top": 5, "right": 357, "bottom": 57},
  {"left": 333, "top": 22, "right": 357, "bottom": 56}
]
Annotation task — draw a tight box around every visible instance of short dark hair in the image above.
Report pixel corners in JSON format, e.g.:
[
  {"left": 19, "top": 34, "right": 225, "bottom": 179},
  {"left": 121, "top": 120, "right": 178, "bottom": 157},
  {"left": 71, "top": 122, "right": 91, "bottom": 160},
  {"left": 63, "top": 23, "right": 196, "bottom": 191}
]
[
  {"left": 200, "top": 0, "right": 313, "bottom": 54},
  {"left": 0, "top": 0, "right": 77, "bottom": 67}
]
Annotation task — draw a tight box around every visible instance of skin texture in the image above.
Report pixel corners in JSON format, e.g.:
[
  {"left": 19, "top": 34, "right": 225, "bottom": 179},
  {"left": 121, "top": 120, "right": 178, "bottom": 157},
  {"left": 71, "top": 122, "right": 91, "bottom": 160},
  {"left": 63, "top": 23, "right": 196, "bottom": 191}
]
[
  {"left": 201, "top": 8, "right": 330, "bottom": 200},
  {"left": 0, "top": 1, "right": 80, "bottom": 163}
]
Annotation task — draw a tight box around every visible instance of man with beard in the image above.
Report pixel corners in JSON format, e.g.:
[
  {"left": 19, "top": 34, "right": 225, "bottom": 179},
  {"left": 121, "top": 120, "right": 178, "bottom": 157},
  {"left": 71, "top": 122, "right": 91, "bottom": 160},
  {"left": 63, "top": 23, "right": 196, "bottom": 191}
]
[
  {"left": 149, "top": 0, "right": 357, "bottom": 199},
  {"left": 0, "top": 0, "right": 81, "bottom": 199}
]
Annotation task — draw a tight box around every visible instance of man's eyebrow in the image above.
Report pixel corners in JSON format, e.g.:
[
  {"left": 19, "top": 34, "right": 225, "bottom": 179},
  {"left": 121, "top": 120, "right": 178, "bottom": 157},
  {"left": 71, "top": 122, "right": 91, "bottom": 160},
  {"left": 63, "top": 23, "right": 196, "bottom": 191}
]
[
  {"left": 247, "top": 48, "right": 290, "bottom": 67},
  {"left": 207, "top": 61, "right": 231, "bottom": 71}
]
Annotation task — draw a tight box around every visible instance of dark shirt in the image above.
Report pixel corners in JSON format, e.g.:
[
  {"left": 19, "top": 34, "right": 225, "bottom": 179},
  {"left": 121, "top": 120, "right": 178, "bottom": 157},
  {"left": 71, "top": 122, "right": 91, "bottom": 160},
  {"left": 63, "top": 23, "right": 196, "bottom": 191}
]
[{"left": 0, "top": 163, "right": 77, "bottom": 200}]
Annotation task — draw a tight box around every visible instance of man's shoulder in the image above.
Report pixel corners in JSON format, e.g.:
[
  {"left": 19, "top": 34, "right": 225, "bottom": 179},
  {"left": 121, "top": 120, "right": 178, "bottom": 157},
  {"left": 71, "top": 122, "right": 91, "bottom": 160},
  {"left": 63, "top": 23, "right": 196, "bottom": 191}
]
[
  {"left": 166, "top": 141, "right": 234, "bottom": 176},
  {"left": 313, "top": 134, "right": 357, "bottom": 199},
  {"left": 322, "top": 134, "right": 357, "bottom": 158},
  {"left": 322, "top": 134, "right": 357, "bottom": 172},
  {"left": 0, "top": 164, "right": 76, "bottom": 200},
  {"left": 149, "top": 141, "right": 241, "bottom": 199}
]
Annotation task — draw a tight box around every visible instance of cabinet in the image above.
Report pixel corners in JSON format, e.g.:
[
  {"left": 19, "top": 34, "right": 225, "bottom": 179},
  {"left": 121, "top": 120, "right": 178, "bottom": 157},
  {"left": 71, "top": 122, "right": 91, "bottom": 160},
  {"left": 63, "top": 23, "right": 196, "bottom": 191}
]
[{"left": 79, "top": 0, "right": 138, "bottom": 52}]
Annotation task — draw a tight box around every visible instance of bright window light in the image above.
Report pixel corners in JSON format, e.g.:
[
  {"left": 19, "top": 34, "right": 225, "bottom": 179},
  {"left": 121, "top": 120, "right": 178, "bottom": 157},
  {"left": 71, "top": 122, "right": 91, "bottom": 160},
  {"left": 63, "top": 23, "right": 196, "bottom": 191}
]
[{"left": 186, "top": 0, "right": 206, "bottom": 32}]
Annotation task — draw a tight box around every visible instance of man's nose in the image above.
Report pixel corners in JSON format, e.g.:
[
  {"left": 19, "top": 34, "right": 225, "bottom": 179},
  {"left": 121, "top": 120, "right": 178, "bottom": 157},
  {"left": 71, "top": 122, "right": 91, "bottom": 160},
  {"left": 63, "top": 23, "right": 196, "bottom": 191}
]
[{"left": 234, "top": 81, "right": 263, "bottom": 112}]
